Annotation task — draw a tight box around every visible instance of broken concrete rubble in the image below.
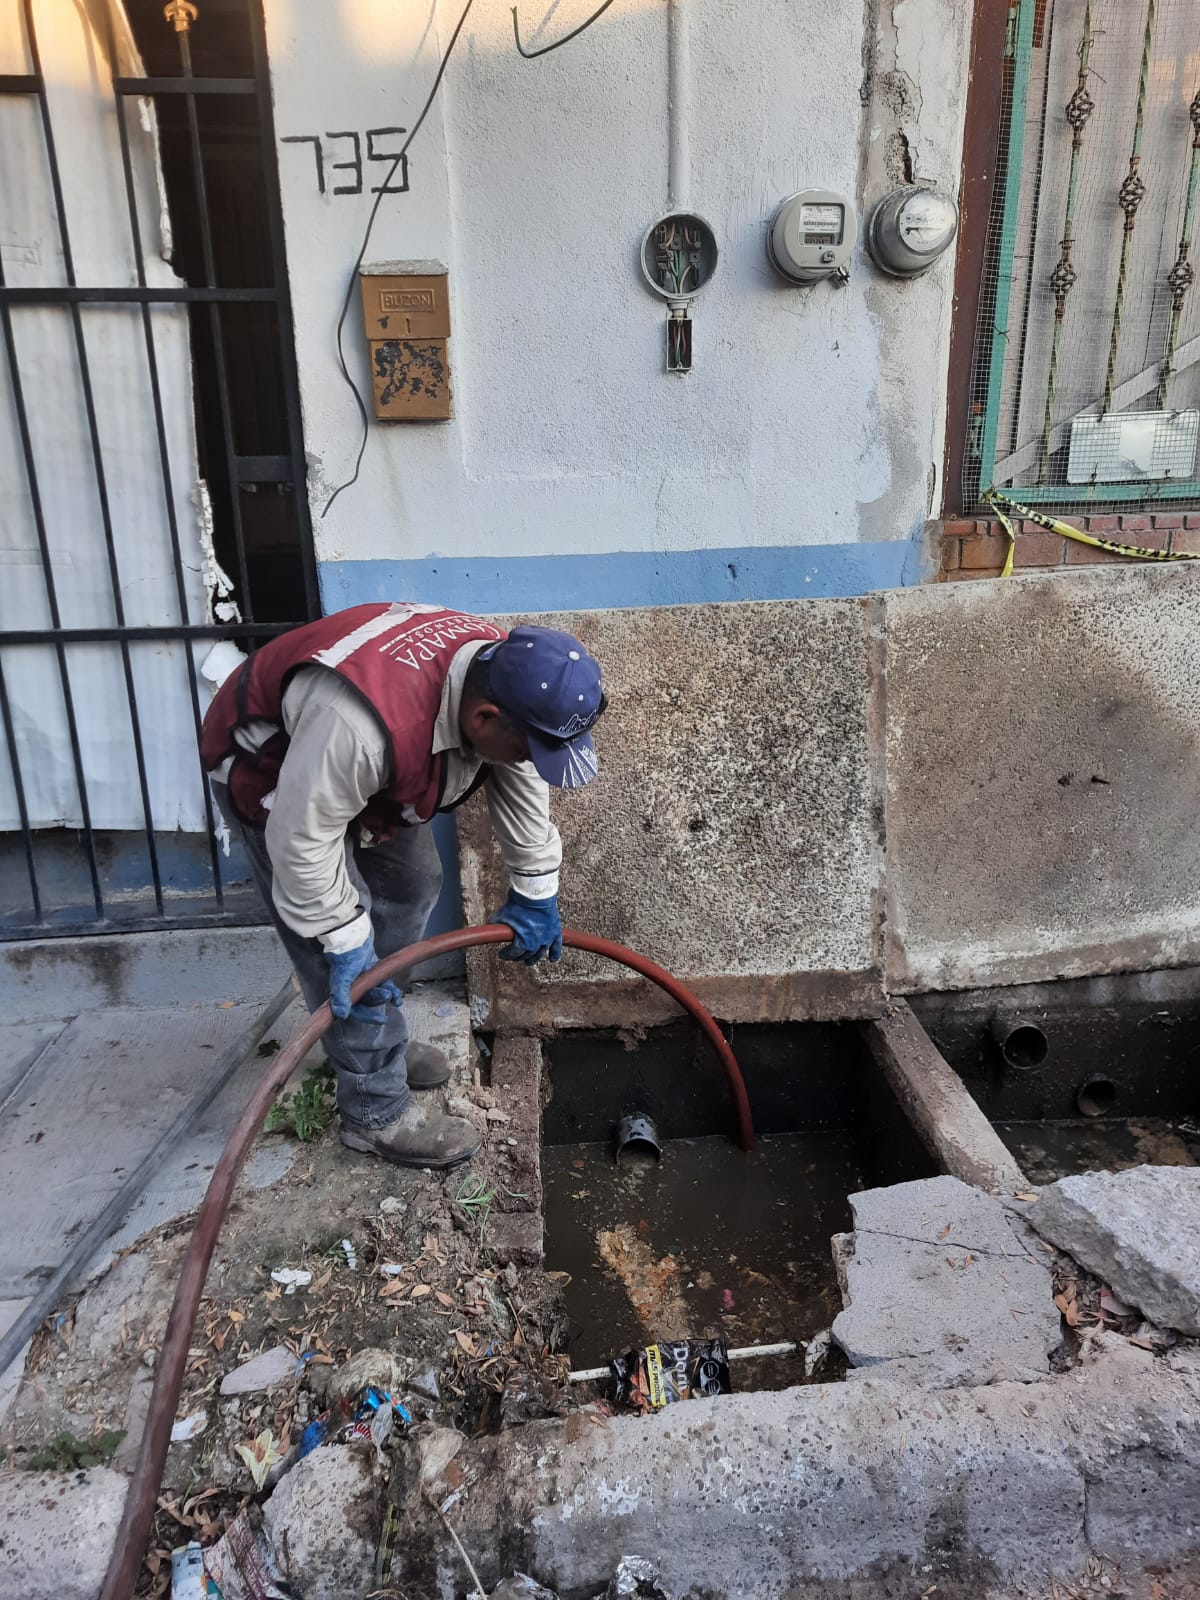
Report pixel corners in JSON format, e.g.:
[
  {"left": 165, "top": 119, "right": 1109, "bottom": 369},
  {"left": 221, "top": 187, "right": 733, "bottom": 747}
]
[
  {"left": 0, "top": 1466, "right": 128, "bottom": 1600},
  {"left": 260, "top": 1444, "right": 382, "bottom": 1600},
  {"left": 218, "top": 1343, "right": 295, "bottom": 1395},
  {"left": 390, "top": 1339, "right": 1200, "bottom": 1598},
  {"left": 1028, "top": 1165, "right": 1200, "bottom": 1335},
  {"left": 329, "top": 1346, "right": 408, "bottom": 1403},
  {"left": 831, "top": 1175, "right": 1060, "bottom": 1386}
]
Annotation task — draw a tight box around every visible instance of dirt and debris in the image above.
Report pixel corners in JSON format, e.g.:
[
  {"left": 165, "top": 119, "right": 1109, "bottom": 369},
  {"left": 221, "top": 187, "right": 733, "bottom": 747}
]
[
  {"left": 1049, "top": 1254, "right": 1178, "bottom": 1371},
  {"left": 596, "top": 1223, "right": 692, "bottom": 1338},
  {"left": 0, "top": 1031, "right": 575, "bottom": 1599}
]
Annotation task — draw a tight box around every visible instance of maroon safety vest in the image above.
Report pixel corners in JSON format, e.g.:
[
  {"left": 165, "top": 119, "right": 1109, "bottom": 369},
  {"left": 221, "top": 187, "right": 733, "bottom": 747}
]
[{"left": 201, "top": 603, "right": 506, "bottom": 831}]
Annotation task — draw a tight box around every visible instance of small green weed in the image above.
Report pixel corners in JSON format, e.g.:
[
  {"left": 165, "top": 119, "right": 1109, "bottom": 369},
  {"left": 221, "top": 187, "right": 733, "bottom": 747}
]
[
  {"left": 264, "top": 1062, "right": 336, "bottom": 1142},
  {"left": 455, "top": 1173, "right": 496, "bottom": 1240},
  {"left": 455, "top": 1174, "right": 529, "bottom": 1248},
  {"left": 28, "top": 1429, "right": 125, "bottom": 1471}
]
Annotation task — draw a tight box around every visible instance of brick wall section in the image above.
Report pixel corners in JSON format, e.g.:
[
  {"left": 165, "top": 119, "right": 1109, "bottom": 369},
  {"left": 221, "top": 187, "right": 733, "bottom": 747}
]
[{"left": 935, "top": 511, "right": 1200, "bottom": 581}]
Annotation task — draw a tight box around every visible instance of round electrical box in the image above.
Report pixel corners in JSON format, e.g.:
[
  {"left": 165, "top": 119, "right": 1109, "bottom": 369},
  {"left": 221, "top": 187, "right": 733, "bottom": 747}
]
[
  {"left": 640, "top": 213, "right": 719, "bottom": 304},
  {"left": 867, "top": 185, "right": 959, "bottom": 277},
  {"left": 768, "top": 189, "right": 857, "bottom": 284}
]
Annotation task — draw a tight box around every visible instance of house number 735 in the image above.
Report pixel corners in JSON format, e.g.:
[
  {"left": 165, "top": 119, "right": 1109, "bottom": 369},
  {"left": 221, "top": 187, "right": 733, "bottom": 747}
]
[{"left": 281, "top": 129, "right": 409, "bottom": 197}]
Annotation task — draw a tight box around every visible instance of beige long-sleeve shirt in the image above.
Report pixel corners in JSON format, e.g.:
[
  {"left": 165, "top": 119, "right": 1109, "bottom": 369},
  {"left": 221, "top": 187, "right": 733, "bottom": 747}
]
[{"left": 237, "top": 640, "right": 561, "bottom": 951}]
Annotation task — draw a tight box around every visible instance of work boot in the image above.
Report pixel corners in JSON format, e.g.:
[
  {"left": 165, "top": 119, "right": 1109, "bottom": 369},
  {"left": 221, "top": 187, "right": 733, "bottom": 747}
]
[
  {"left": 405, "top": 1041, "right": 451, "bottom": 1090},
  {"left": 341, "top": 1100, "right": 481, "bottom": 1170}
]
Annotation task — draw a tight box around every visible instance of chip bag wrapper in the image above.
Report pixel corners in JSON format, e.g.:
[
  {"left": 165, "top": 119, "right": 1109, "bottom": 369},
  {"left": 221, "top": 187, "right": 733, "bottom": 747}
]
[{"left": 610, "top": 1338, "right": 731, "bottom": 1412}]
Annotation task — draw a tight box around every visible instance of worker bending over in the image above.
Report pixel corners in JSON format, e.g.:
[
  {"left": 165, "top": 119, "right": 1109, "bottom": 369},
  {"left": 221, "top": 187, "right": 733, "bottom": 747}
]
[{"left": 202, "top": 602, "right": 604, "bottom": 1171}]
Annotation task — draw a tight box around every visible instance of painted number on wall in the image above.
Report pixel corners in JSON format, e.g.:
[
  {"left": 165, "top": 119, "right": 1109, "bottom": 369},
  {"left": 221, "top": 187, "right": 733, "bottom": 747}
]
[{"left": 281, "top": 129, "right": 409, "bottom": 197}]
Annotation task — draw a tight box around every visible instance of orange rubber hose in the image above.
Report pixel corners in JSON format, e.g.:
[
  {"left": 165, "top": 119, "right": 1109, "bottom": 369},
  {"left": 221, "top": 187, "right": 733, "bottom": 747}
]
[{"left": 99, "top": 924, "right": 753, "bottom": 1599}]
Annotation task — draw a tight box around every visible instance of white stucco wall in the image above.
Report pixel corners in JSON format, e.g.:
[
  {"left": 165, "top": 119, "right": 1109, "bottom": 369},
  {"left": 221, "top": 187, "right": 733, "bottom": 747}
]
[{"left": 263, "top": 0, "right": 971, "bottom": 609}]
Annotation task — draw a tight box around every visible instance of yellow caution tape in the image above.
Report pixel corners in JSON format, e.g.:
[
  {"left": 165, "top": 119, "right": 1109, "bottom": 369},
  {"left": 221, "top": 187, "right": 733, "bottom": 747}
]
[{"left": 983, "top": 488, "right": 1200, "bottom": 577}]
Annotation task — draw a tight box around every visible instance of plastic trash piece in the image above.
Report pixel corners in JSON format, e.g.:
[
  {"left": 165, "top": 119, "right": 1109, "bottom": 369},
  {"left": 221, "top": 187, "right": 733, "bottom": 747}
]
[
  {"left": 804, "top": 1329, "right": 832, "bottom": 1379},
  {"left": 270, "top": 1268, "right": 312, "bottom": 1295},
  {"left": 610, "top": 1339, "right": 731, "bottom": 1412},
  {"left": 489, "top": 1577, "right": 560, "bottom": 1599},
  {"left": 169, "top": 1411, "right": 207, "bottom": 1443},
  {"left": 170, "top": 1541, "right": 206, "bottom": 1599},
  {"left": 299, "top": 1386, "right": 411, "bottom": 1458},
  {"left": 203, "top": 1508, "right": 289, "bottom": 1600},
  {"left": 341, "top": 1238, "right": 358, "bottom": 1270},
  {"left": 606, "top": 1556, "right": 675, "bottom": 1598}
]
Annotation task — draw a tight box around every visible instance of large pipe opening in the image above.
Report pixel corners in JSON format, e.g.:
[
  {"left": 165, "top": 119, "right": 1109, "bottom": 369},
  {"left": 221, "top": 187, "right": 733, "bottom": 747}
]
[{"left": 989, "top": 1017, "right": 1049, "bottom": 1072}]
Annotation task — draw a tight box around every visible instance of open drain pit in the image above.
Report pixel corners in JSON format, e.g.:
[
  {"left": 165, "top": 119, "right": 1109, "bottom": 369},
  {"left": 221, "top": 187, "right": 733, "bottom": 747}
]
[
  {"left": 912, "top": 968, "right": 1200, "bottom": 1184},
  {"left": 541, "top": 1020, "right": 939, "bottom": 1379}
]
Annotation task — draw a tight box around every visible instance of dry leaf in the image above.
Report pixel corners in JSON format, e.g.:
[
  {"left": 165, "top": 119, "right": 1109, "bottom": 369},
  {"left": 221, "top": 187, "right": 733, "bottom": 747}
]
[
  {"left": 1054, "top": 1287, "right": 1082, "bottom": 1328},
  {"left": 435, "top": 1291, "right": 455, "bottom": 1309},
  {"left": 937, "top": 1224, "right": 951, "bottom": 1240},
  {"left": 454, "top": 1330, "right": 477, "bottom": 1356},
  {"left": 1014, "top": 1190, "right": 1038, "bottom": 1202},
  {"left": 234, "top": 1428, "right": 280, "bottom": 1490},
  {"left": 410, "top": 1283, "right": 432, "bottom": 1299}
]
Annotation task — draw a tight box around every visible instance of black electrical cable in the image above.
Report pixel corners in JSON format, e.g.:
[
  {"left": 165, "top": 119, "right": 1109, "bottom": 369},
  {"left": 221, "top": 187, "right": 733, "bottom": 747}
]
[
  {"left": 321, "top": 0, "right": 478, "bottom": 519},
  {"left": 511, "top": 0, "right": 618, "bottom": 59}
]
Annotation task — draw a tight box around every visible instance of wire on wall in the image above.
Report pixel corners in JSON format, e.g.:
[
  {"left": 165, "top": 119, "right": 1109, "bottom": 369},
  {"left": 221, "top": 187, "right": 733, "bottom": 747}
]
[
  {"left": 511, "top": 0, "right": 618, "bottom": 60},
  {"left": 323, "top": 0, "right": 624, "bottom": 518},
  {"left": 321, "top": 0, "right": 478, "bottom": 518}
]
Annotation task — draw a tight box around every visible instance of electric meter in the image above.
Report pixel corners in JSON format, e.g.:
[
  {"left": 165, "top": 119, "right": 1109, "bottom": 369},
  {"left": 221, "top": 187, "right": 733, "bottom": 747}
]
[
  {"left": 867, "top": 185, "right": 959, "bottom": 277},
  {"left": 639, "top": 212, "right": 719, "bottom": 373},
  {"left": 768, "top": 189, "right": 857, "bottom": 283}
]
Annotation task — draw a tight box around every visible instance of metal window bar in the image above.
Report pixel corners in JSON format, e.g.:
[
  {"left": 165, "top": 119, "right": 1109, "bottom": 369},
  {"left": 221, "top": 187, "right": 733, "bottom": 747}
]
[
  {"left": 969, "top": 0, "right": 1200, "bottom": 510},
  {"left": 21, "top": 0, "right": 167, "bottom": 917},
  {"left": 105, "top": 6, "right": 226, "bottom": 914},
  {"left": 0, "top": 0, "right": 317, "bottom": 939},
  {"left": 0, "top": 264, "right": 105, "bottom": 921}
]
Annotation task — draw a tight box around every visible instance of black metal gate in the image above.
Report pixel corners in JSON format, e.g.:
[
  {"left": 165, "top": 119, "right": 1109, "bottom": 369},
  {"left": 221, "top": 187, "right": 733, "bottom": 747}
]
[{"left": 0, "top": 0, "right": 316, "bottom": 938}]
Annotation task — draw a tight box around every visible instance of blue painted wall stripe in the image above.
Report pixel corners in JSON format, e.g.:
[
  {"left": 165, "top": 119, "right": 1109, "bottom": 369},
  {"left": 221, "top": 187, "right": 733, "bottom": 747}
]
[{"left": 319, "top": 537, "right": 928, "bottom": 616}]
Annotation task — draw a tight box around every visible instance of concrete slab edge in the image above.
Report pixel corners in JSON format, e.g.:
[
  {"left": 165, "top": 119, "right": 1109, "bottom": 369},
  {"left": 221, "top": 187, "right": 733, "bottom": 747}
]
[
  {"left": 863, "top": 1002, "right": 1028, "bottom": 1194},
  {"left": 400, "top": 1342, "right": 1200, "bottom": 1597}
]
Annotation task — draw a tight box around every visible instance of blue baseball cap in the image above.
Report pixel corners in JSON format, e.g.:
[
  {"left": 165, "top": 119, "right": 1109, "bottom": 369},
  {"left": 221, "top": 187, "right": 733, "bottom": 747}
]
[{"left": 485, "top": 626, "right": 604, "bottom": 789}]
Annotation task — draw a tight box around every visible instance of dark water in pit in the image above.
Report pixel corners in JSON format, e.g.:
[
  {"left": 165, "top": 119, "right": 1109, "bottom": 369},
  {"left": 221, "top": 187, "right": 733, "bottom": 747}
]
[
  {"left": 994, "top": 1117, "right": 1200, "bottom": 1184},
  {"left": 911, "top": 970, "right": 1200, "bottom": 1184},
  {"left": 541, "top": 1022, "right": 938, "bottom": 1377}
]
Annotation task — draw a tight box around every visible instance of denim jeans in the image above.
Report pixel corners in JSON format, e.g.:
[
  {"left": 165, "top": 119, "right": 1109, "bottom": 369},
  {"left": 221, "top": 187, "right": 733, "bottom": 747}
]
[{"left": 213, "top": 782, "right": 442, "bottom": 1128}]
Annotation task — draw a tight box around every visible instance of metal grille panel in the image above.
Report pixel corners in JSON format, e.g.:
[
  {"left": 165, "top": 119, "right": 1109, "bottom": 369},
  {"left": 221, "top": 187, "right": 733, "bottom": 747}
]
[
  {"left": 0, "top": 0, "right": 316, "bottom": 937},
  {"left": 966, "top": 0, "right": 1200, "bottom": 510}
]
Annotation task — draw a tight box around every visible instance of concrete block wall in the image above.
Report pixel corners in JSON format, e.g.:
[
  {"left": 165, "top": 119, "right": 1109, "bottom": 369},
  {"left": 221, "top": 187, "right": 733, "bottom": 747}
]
[
  {"left": 460, "top": 599, "right": 887, "bottom": 1027},
  {"left": 460, "top": 564, "right": 1200, "bottom": 1025}
]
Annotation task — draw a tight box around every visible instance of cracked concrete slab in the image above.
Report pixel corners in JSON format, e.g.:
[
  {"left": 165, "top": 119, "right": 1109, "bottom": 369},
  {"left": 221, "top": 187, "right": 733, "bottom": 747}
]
[
  {"left": 392, "top": 1340, "right": 1200, "bottom": 1598},
  {"left": 0, "top": 1466, "right": 129, "bottom": 1600},
  {"left": 832, "top": 1175, "right": 1060, "bottom": 1385},
  {"left": 1028, "top": 1165, "right": 1200, "bottom": 1335}
]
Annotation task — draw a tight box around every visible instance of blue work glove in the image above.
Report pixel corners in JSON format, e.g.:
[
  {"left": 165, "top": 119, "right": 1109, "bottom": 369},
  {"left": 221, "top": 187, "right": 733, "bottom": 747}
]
[
  {"left": 325, "top": 934, "right": 403, "bottom": 1024},
  {"left": 495, "top": 889, "right": 563, "bottom": 966}
]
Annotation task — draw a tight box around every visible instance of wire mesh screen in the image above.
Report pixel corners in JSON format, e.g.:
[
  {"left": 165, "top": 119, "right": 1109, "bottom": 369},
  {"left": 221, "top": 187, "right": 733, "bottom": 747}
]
[{"left": 966, "top": 0, "right": 1200, "bottom": 510}]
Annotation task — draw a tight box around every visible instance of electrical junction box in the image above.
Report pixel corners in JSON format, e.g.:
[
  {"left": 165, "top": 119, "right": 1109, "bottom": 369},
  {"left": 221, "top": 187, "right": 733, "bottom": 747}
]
[
  {"left": 359, "top": 260, "right": 451, "bottom": 421},
  {"left": 768, "top": 189, "right": 857, "bottom": 283}
]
